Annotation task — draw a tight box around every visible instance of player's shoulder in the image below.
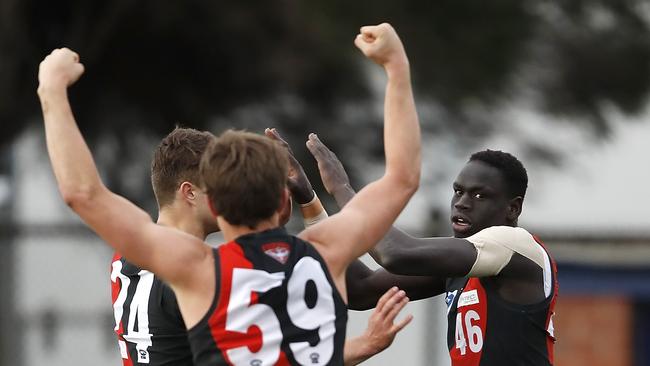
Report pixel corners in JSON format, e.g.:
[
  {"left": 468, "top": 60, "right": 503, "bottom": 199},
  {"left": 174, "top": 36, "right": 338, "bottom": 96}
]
[{"left": 467, "top": 226, "right": 536, "bottom": 247}]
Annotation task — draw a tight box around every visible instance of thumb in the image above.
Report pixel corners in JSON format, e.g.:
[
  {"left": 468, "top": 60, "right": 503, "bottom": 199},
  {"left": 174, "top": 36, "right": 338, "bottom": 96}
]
[{"left": 360, "top": 25, "right": 378, "bottom": 39}]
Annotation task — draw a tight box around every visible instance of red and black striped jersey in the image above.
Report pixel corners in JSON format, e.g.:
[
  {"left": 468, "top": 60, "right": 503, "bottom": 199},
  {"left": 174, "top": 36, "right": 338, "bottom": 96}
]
[
  {"left": 445, "top": 236, "right": 558, "bottom": 366},
  {"left": 188, "top": 227, "right": 348, "bottom": 366},
  {"left": 111, "top": 253, "right": 193, "bottom": 366}
]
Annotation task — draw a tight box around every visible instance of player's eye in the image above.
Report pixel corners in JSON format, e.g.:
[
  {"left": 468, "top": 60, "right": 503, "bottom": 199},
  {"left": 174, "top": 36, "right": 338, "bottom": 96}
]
[
  {"left": 454, "top": 189, "right": 463, "bottom": 196},
  {"left": 474, "top": 193, "right": 485, "bottom": 199}
]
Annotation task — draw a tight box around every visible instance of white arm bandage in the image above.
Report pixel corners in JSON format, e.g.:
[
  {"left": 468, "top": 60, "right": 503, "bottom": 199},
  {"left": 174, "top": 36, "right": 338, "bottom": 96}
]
[
  {"left": 465, "top": 226, "right": 545, "bottom": 277},
  {"left": 300, "top": 191, "right": 329, "bottom": 227},
  {"left": 304, "top": 210, "right": 329, "bottom": 227}
]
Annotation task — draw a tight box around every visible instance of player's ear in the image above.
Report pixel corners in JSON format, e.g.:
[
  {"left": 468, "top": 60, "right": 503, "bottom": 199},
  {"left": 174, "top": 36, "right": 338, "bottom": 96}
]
[
  {"left": 179, "top": 181, "right": 196, "bottom": 203},
  {"left": 507, "top": 196, "right": 523, "bottom": 221}
]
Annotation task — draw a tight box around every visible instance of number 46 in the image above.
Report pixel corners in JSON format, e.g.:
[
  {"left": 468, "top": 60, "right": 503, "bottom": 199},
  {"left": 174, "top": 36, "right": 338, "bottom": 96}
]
[{"left": 455, "top": 310, "right": 483, "bottom": 355}]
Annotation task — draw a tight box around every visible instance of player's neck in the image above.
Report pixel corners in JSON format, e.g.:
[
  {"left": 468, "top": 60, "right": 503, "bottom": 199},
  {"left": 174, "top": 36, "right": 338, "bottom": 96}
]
[
  {"left": 157, "top": 207, "right": 208, "bottom": 240},
  {"left": 218, "top": 215, "right": 280, "bottom": 242}
]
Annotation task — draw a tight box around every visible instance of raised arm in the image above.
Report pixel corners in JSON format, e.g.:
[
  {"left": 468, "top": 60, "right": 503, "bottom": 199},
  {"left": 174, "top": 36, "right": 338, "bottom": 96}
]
[
  {"left": 264, "top": 127, "right": 328, "bottom": 227},
  {"left": 300, "top": 23, "right": 421, "bottom": 279},
  {"left": 307, "top": 132, "right": 478, "bottom": 280},
  {"left": 37, "top": 49, "right": 210, "bottom": 288}
]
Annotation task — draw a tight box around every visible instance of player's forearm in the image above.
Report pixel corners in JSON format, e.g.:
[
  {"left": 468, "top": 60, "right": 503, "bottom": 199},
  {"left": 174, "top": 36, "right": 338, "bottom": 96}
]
[
  {"left": 39, "top": 87, "right": 104, "bottom": 205},
  {"left": 343, "top": 336, "right": 377, "bottom": 366},
  {"left": 382, "top": 60, "right": 421, "bottom": 193},
  {"left": 369, "top": 226, "right": 420, "bottom": 268},
  {"left": 346, "top": 260, "right": 384, "bottom": 310}
]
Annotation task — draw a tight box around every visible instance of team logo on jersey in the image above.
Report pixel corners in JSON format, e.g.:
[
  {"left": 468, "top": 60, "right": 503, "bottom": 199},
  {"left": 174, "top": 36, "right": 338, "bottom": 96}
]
[
  {"left": 445, "top": 290, "right": 458, "bottom": 313},
  {"left": 263, "top": 242, "right": 291, "bottom": 264}
]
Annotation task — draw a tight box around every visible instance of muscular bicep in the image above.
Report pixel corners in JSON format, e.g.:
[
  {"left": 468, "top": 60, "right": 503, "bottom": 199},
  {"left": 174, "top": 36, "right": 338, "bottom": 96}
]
[
  {"left": 74, "top": 187, "right": 208, "bottom": 286},
  {"left": 346, "top": 260, "right": 444, "bottom": 310}
]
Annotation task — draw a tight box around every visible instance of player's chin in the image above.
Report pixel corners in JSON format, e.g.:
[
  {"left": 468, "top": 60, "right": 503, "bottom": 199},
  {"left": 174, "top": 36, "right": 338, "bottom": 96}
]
[{"left": 451, "top": 222, "right": 473, "bottom": 238}]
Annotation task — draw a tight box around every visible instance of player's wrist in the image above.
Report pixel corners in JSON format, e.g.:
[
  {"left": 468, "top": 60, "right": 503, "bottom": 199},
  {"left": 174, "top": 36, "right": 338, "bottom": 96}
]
[
  {"left": 357, "top": 333, "right": 382, "bottom": 358},
  {"left": 384, "top": 58, "right": 410, "bottom": 79},
  {"left": 292, "top": 186, "right": 315, "bottom": 205},
  {"left": 330, "top": 183, "right": 355, "bottom": 206},
  {"left": 300, "top": 192, "right": 329, "bottom": 227},
  {"left": 37, "top": 82, "right": 69, "bottom": 98}
]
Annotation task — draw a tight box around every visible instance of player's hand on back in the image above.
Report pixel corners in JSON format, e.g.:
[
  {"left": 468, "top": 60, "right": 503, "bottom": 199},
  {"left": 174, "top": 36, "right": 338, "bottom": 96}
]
[
  {"left": 306, "top": 133, "right": 351, "bottom": 196},
  {"left": 264, "top": 127, "right": 315, "bottom": 205},
  {"left": 38, "top": 48, "right": 85, "bottom": 92},
  {"left": 354, "top": 23, "right": 408, "bottom": 68}
]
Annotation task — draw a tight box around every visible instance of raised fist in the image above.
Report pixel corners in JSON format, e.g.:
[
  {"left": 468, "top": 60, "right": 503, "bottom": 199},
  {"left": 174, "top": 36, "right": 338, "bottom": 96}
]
[
  {"left": 38, "top": 48, "right": 85, "bottom": 91},
  {"left": 354, "top": 23, "right": 407, "bottom": 67}
]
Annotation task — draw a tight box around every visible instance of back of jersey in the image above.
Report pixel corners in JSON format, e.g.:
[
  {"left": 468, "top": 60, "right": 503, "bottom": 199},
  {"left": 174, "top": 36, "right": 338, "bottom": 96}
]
[
  {"left": 111, "top": 253, "right": 194, "bottom": 366},
  {"left": 188, "top": 227, "right": 348, "bottom": 366}
]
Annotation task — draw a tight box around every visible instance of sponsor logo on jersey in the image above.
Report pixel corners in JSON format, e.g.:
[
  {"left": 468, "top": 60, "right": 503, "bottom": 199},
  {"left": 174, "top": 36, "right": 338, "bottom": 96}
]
[
  {"left": 457, "top": 289, "right": 480, "bottom": 308},
  {"left": 138, "top": 348, "right": 150, "bottom": 363},
  {"left": 310, "top": 352, "right": 321, "bottom": 364},
  {"left": 262, "top": 242, "right": 291, "bottom": 264}
]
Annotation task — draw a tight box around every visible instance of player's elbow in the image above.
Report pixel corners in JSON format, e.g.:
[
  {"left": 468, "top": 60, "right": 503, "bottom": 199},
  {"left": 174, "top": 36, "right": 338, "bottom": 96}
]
[
  {"left": 60, "top": 184, "right": 100, "bottom": 211},
  {"left": 386, "top": 170, "right": 420, "bottom": 198},
  {"left": 381, "top": 251, "right": 412, "bottom": 275}
]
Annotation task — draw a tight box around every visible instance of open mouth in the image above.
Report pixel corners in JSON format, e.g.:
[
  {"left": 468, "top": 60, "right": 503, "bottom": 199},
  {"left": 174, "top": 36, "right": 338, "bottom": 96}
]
[{"left": 451, "top": 215, "right": 472, "bottom": 234}]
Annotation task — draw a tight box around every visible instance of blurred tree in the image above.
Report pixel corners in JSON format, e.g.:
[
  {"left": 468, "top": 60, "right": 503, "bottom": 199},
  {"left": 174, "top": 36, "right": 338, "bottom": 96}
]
[{"left": 1, "top": 0, "right": 649, "bottom": 204}]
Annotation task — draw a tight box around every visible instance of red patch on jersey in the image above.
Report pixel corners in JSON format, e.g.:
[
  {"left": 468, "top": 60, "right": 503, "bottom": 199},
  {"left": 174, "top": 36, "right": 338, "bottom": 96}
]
[
  {"left": 449, "top": 278, "right": 488, "bottom": 366},
  {"left": 262, "top": 242, "right": 291, "bottom": 264}
]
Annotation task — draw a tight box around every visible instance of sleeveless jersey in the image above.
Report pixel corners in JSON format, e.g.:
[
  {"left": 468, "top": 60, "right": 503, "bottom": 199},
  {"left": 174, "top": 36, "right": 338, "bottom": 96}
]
[
  {"left": 188, "top": 227, "right": 348, "bottom": 366},
  {"left": 444, "top": 236, "right": 558, "bottom": 366},
  {"left": 111, "top": 253, "right": 193, "bottom": 366}
]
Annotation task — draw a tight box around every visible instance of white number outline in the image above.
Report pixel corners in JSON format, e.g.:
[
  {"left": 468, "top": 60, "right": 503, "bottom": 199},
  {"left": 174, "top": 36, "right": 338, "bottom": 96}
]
[
  {"left": 454, "top": 310, "right": 484, "bottom": 356},
  {"left": 111, "top": 260, "right": 154, "bottom": 363},
  {"left": 225, "top": 257, "right": 336, "bottom": 366}
]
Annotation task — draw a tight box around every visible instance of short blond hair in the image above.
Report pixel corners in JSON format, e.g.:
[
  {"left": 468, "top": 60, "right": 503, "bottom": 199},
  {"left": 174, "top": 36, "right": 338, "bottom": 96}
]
[{"left": 199, "top": 130, "right": 289, "bottom": 228}]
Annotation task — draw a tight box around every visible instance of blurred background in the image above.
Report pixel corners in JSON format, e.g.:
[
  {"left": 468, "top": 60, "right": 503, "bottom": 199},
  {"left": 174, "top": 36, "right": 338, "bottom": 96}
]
[{"left": 1, "top": 0, "right": 650, "bottom": 365}]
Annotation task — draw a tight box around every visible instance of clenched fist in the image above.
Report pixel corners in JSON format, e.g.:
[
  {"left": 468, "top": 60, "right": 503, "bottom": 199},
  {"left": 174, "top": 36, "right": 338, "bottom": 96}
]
[
  {"left": 354, "top": 23, "right": 408, "bottom": 68},
  {"left": 38, "top": 48, "right": 85, "bottom": 93}
]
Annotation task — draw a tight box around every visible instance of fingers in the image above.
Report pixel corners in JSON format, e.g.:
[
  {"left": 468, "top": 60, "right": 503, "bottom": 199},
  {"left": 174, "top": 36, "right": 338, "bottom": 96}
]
[
  {"left": 264, "top": 128, "right": 294, "bottom": 156},
  {"left": 74, "top": 62, "right": 86, "bottom": 79},
  {"left": 38, "top": 47, "right": 85, "bottom": 89},
  {"left": 393, "top": 313, "right": 413, "bottom": 333},
  {"left": 374, "top": 287, "right": 399, "bottom": 313},
  {"left": 378, "top": 290, "right": 406, "bottom": 319},
  {"left": 264, "top": 128, "right": 284, "bottom": 143},
  {"left": 359, "top": 26, "right": 378, "bottom": 41},
  {"left": 385, "top": 295, "right": 408, "bottom": 322},
  {"left": 65, "top": 48, "right": 80, "bottom": 63},
  {"left": 50, "top": 47, "right": 80, "bottom": 62},
  {"left": 305, "top": 133, "right": 332, "bottom": 160}
]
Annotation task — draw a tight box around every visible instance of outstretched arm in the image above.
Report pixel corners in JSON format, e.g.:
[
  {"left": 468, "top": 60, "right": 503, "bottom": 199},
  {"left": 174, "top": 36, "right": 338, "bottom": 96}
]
[
  {"left": 346, "top": 260, "right": 445, "bottom": 310},
  {"left": 344, "top": 287, "right": 412, "bottom": 365},
  {"left": 308, "top": 135, "right": 478, "bottom": 278},
  {"left": 300, "top": 23, "right": 421, "bottom": 280},
  {"left": 37, "top": 49, "right": 210, "bottom": 288}
]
